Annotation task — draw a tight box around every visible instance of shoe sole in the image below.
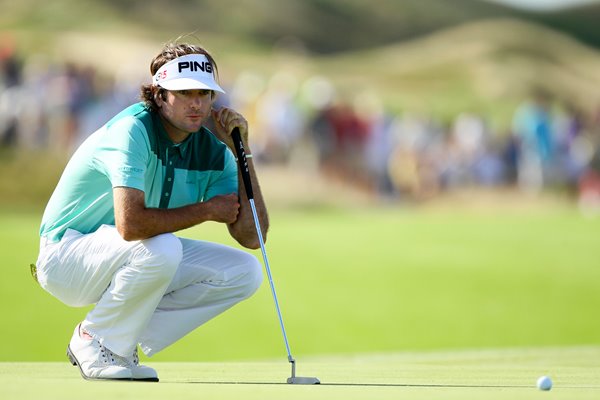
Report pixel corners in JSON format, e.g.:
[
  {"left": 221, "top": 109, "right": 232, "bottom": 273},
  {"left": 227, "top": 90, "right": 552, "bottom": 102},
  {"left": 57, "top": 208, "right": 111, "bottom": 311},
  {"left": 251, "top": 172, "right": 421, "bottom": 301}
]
[
  {"left": 66, "top": 345, "right": 133, "bottom": 381},
  {"left": 132, "top": 376, "right": 160, "bottom": 382}
]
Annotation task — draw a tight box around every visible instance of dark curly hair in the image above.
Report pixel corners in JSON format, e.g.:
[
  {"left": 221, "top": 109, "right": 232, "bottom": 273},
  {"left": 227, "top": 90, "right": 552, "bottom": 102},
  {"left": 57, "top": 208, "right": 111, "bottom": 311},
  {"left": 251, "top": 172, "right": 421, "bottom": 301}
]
[{"left": 140, "top": 42, "right": 220, "bottom": 112}]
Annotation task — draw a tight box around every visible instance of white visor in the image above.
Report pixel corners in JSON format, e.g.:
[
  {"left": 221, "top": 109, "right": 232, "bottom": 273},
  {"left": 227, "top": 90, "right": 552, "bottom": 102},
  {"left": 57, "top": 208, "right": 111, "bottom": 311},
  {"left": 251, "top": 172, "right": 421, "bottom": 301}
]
[{"left": 153, "top": 54, "right": 225, "bottom": 93}]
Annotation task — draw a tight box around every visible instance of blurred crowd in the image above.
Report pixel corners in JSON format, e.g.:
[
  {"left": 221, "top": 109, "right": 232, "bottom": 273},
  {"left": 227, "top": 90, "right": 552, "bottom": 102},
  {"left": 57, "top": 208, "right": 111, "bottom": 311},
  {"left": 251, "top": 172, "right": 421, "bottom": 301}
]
[
  {"left": 0, "top": 44, "right": 140, "bottom": 152},
  {"left": 2, "top": 45, "right": 600, "bottom": 211}
]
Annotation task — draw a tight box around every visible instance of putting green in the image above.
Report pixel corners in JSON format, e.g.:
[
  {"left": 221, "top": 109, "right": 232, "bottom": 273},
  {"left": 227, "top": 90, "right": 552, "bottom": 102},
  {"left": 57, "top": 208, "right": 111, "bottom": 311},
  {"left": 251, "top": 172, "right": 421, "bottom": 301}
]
[{"left": 1, "top": 347, "right": 598, "bottom": 400}]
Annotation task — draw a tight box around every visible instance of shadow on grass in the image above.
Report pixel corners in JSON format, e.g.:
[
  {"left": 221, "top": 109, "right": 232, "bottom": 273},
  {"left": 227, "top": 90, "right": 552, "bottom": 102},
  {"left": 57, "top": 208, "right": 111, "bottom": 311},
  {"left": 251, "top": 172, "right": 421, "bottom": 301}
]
[{"left": 171, "top": 381, "right": 535, "bottom": 388}]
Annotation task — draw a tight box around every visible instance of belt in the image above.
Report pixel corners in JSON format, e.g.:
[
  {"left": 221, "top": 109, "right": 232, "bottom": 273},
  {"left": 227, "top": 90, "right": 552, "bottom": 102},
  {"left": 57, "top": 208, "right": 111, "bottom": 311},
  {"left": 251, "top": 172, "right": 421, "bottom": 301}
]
[{"left": 30, "top": 263, "right": 39, "bottom": 285}]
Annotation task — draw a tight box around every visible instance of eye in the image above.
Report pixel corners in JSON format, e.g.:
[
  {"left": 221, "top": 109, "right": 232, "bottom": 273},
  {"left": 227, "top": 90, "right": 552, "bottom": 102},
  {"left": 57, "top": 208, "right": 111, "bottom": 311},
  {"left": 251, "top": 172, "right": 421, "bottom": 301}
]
[{"left": 173, "top": 89, "right": 212, "bottom": 98}]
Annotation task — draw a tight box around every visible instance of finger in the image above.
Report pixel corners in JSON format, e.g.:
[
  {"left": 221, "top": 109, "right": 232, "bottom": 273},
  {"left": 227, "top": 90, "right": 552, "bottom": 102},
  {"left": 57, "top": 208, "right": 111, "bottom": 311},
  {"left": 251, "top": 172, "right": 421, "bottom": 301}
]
[
  {"left": 226, "top": 118, "right": 248, "bottom": 137},
  {"left": 214, "top": 107, "right": 229, "bottom": 124},
  {"left": 223, "top": 110, "right": 235, "bottom": 127},
  {"left": 222, "top": 110, "right": 237, "bottom": 126},
  {"left": 217, "top": 109, "right": 243, "bottom": 132}
]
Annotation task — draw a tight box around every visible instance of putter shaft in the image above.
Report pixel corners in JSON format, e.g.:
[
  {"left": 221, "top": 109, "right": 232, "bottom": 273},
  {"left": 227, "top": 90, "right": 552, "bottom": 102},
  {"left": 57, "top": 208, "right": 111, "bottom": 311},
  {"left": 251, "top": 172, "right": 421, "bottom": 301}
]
[
  {"left": 232, "top": 128, "right": 319, "bottom": 384},
  {"left": 248, "top": 199, "right": 293, "bottom": 360}
]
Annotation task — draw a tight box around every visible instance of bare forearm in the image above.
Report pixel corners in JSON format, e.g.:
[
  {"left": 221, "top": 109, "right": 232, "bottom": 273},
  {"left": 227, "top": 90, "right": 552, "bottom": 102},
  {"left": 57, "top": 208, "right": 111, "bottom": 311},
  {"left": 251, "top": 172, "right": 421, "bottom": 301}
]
[
  {"left": 117, "top": 202, "right": 212, "bottom": 241},
  {"left": 113, "top": 187, "right": 240, "bottom": 241},
  {"left": 228, "top": 158, "right": 269, "bottom": 249},
  {"left": 209, "top": 106, "right": 269, "bottom": 248}
]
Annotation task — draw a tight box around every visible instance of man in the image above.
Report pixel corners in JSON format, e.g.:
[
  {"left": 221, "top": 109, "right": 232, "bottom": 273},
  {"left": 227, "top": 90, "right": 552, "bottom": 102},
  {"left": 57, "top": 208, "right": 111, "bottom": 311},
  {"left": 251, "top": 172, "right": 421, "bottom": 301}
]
[{"left": 35, "top": 42, "right": 268, "bottom": 382}]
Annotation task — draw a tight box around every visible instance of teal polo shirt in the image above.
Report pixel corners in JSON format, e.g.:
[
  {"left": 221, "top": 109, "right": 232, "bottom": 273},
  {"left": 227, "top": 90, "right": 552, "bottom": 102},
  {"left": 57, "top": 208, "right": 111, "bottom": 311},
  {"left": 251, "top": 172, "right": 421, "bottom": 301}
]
[{"left": 40, "top": 102, "right": 238, "bottom": 243}]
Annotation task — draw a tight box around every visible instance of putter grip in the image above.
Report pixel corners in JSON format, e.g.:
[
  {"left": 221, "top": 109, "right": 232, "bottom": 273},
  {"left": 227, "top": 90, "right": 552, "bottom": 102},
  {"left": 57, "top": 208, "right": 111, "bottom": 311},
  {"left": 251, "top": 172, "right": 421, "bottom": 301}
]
[{"left": 231, "top": 128, "right": 254, "bottom": 200}]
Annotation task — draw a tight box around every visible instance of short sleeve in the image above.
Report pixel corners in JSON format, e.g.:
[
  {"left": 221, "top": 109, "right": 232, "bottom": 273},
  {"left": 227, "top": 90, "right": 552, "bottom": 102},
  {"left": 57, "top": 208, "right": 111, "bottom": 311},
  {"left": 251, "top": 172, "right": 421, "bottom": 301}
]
[
  {"left": 204, "top": 148, "right": 239, "bottom": 200},
  {"left": 93, "top": 117, "right": 150, "bottom": 191}
]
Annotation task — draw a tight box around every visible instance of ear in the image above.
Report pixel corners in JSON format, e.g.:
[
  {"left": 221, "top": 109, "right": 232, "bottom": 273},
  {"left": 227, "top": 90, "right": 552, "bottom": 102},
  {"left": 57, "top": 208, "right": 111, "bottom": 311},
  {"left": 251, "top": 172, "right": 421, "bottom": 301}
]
[{"left": 154, "top": 88, "right": 165, "bottom": 107}]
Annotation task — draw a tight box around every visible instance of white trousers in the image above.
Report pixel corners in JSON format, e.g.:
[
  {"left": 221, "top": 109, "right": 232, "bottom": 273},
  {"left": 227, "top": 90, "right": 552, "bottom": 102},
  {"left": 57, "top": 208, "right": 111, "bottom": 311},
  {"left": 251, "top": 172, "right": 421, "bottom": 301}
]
[{"left": 36, "top": 225, "right": 262, "bottom": 357}]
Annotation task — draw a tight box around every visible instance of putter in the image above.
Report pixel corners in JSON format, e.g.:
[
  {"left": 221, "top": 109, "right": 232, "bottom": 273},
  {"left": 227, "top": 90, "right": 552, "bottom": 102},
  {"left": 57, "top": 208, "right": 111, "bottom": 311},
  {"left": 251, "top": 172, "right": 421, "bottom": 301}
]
[{"left": 231, "top": 128, "right": 320, "bottom": 385}]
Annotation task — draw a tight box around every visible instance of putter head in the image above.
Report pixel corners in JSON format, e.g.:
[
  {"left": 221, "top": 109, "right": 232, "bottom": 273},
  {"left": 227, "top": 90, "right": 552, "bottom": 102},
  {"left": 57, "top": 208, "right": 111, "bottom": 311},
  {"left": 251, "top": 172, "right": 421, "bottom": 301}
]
[{"left": 287, "top": 376, "right": 320, "bottom": 384}]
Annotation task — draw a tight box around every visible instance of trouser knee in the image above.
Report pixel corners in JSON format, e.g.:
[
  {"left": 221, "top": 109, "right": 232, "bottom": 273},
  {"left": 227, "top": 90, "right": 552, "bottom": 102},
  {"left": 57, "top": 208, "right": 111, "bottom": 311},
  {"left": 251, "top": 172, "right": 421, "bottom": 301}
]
[
  {"left": 240, "top": 254, "right": 263, "bottom": 299},
  {"left": 134, "top": 233, "right": 182, "bottom": 283}
]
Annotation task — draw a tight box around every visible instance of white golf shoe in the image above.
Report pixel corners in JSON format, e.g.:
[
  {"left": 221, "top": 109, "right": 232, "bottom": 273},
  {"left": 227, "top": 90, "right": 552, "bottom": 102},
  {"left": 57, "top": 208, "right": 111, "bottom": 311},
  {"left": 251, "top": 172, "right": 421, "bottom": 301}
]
[
  {"left": 129, "top": 348, "right": 159, "bottom": 382},
  {"left": 66, "top": 324, "right": 132, "bottom": 381}
]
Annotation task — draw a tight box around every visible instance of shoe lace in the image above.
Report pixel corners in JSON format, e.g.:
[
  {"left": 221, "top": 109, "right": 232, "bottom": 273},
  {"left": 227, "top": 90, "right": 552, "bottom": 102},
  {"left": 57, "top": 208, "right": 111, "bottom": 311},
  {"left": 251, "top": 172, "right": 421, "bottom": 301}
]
[
  {"left": 98, "top": 343, "right": 130, "bottom": 367},
  {"left": 132, "top": 348, "right": 140, "bottom": 366}
]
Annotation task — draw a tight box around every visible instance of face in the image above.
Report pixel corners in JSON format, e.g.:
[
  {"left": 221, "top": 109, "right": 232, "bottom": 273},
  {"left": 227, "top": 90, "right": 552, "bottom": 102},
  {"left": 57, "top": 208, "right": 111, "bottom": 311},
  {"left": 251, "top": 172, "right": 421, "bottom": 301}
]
[{"left": 156, "top": 89, "right": 214, "bottom": 142}]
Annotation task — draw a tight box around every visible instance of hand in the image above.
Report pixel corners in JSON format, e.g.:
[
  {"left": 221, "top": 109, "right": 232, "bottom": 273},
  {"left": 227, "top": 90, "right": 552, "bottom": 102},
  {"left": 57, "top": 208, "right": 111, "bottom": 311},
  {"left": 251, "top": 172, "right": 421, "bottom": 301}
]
[
  {"left": 204, "top": 193, "right": 240, "bottom": 224},
  {"left": 211, "top": 107, "right": 249, "bottom": 149}
]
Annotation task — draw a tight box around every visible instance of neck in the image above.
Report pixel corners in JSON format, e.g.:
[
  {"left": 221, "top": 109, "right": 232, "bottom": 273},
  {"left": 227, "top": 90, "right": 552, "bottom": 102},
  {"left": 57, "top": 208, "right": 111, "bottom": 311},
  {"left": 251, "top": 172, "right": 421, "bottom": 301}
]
[{"left": 158, "top": 114, "right": 192, "bottom": 143}]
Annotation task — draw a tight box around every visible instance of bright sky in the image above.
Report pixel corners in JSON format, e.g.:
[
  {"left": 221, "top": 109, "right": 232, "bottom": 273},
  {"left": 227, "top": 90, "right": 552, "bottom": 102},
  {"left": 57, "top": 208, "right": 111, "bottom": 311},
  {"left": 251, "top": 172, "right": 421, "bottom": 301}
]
[{"left": 485, "top": 0, "right": 599, "bottom": 10}]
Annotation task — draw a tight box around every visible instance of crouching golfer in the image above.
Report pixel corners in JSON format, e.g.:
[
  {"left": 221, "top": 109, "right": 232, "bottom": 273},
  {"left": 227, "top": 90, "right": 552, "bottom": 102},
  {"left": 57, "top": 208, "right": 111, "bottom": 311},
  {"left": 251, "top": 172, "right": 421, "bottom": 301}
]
[{"left": 34, "top": 42, "right": 268, "bottom": 381}]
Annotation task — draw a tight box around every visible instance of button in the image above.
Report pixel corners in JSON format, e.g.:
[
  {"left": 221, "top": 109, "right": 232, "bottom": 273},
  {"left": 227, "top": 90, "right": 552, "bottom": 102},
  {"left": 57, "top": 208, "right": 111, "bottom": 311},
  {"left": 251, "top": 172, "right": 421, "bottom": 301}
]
[
  {"left": 169, "top": 161, "right": 173, "bottom": 165},
  {"left": 165, "top": 192, "right": 170, "bottom": 197},
  {"left": 167, "top": 177, "right": 172, "bottom": 182}
]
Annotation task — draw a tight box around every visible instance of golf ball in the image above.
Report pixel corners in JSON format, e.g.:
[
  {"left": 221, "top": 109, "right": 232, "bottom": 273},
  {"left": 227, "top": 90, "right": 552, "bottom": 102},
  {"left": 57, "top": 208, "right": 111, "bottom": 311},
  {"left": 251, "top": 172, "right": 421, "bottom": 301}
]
[{"left": 537, "top": 376, "right": 552, "bottom": 391}]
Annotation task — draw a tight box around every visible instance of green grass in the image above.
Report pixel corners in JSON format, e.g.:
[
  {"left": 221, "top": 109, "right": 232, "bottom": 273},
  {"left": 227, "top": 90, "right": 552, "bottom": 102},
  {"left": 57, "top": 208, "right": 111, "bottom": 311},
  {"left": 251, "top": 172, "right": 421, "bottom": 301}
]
[
  {"left": 2, "top": 199, "right": 599, "bottom": 399},
  {"left": 1, "top": 347, "right": 599, "bottom": 400},
  {"left": 1, "top": 203, "right": 599, "bottom": 363}
]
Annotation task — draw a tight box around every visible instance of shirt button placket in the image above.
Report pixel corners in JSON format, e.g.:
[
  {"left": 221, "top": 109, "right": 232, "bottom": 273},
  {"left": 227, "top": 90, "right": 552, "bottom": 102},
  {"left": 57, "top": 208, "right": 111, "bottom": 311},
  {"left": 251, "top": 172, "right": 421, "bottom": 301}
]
[{"left": 160, "top": 154, "right": 176, "bottom": 208}]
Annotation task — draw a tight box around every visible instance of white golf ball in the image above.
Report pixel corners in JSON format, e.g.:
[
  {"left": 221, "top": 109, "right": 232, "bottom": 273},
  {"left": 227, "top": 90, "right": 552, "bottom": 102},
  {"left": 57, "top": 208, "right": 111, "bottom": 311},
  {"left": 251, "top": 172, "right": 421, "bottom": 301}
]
[{"left": 537, "top": 376, "right": 552, "bottom": 391}]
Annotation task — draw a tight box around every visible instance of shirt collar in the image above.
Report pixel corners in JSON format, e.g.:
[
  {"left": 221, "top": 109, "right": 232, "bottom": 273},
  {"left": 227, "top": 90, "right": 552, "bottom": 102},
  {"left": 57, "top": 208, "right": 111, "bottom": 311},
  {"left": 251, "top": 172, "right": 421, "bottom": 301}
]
[{"left": 153, "top": 112, "right": 198, "bottom": 158}]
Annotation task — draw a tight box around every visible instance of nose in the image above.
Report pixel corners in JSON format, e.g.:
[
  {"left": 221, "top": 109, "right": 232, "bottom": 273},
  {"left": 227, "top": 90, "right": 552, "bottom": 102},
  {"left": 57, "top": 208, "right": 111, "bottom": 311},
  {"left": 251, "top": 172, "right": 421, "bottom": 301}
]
[{"left": 191, "top": 94, "right": 204, "bottom": 108}]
